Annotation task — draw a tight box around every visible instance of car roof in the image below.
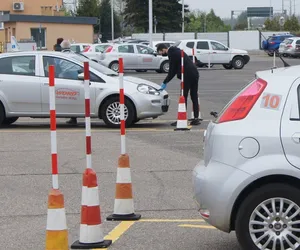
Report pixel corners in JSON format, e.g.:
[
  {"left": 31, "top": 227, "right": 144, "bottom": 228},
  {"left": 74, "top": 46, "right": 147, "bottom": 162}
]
[
  {"left": 256, "top": 65, "right": 300, "bottom": 81},
  {"left": 0, "top": 51, "right": 77, "bottom": 58}
]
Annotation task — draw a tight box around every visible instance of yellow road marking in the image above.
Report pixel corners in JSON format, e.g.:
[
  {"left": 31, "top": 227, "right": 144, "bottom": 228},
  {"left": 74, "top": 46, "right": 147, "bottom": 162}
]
[
  {"left": 92, "top": 221, "right": 136, "bottom": 250},
  {"left": 139, "top": 219, "right": 204, "bottom": 222},
  {"left": 178, "top": 224, "right": 216, "bottom": 229}
]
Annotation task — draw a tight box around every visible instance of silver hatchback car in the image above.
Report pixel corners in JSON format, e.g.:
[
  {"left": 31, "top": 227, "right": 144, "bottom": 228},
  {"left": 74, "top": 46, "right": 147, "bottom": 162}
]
[
  {"left": 0, "top": 51, "right": 170, "bottom": 128},
  {"left": 98, "top": 43, "right": 170, "bottom": 73},
  {"left": 193, "top": 65, "right": 300, "bottom": 250}
]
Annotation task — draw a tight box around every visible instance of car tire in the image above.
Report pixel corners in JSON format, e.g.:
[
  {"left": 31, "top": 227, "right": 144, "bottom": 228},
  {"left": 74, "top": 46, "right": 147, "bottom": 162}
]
[
  {"left": 100, "top": 96, "right": 135, "bottom": 128},
  {"left": 223, "top": 64, "right": 233, "bottom": 69},
  {"left": 232, "top": 56, "right": 245, "bottom": 69},
  {"left": 109, "top": 61, "right": 119, "bottom": 72},
  {"left": 2, "top": 117, "right": 18, "bottom": 125},
  {"left": 0, "top": 103, "right": 4, "bottom": 126},
  {"left": 235, "top": 183, "right": 300, "bottom": 250},
  {"left": 160, "top": 61, "right": 169, "bottom": 73}
]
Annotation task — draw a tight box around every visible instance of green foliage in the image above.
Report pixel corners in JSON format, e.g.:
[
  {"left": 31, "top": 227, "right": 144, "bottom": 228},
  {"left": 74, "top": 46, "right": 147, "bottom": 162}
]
[
  {"left": 76, "top": 0, "right": 100, "bottom": 17},
  {"left": 284, "top": 15, "right": 300, "bottom": 32},
  {"left": 185, "top": 9, "right": 230, "bottom": 32},
  {"left": 264, "top": 17, "right": 281, "bottom": 31},
  {"left": 234, "top": 11, "right": 247, "bottom": 30},
  {"left": 123, "top": 0, "right": 189, "bottom": 33},
  {"left": 99, "top": 0, "right": 121, "bottom": 41}
]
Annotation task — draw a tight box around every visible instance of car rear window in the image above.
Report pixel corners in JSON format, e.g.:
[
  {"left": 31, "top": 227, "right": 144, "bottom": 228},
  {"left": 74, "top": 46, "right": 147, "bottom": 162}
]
[
  {"left": 173, "top": 41, "right": 181, "bottom": 47},
  {"left": 285, "top": 39, "right": 293, "bottom": 44},
  {"left": 186, "top": 42, "right": 194, "bottom": 48},
  {"left": 197, "top": 41, "right": 209, "bottom": 50}
]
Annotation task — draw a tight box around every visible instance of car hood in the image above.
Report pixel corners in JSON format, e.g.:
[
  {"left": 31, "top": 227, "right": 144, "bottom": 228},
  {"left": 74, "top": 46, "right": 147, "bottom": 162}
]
[
  {"left": 230, "top": 48, "right": 249, "bottom": 55},
  {"left": 123, "top": 76, "right": 161, "bottom": 90}
]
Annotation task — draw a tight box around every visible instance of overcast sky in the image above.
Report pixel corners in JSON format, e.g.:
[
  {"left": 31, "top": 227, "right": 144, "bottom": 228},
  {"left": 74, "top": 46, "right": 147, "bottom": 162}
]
[{"left": 184, "top": 0, "right": 294, "bottom": 18}]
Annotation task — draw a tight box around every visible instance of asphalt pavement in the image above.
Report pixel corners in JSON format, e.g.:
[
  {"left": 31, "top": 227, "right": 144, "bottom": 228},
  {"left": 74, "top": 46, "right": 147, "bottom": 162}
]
[{"left": 0, "top": 54, "right": 299, "bottom": 250}]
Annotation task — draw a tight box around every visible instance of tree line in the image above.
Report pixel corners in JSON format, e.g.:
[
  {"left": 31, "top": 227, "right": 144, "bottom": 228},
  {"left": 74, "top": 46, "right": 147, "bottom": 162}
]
[{"left": 75, "top": 0, "right": 300, "bottom": 42}]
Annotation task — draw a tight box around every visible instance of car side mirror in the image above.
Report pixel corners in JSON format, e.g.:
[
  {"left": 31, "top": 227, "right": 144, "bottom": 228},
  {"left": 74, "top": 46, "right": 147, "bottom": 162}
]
[
  {"left": 153, "top": 52, "right": 157, "bottom": 57},
  {"left": 225, "top": 47, "right": 229, "bottom": 51},
  {"left": 78, "top": 72, "right": 84, "bottom": 81}
]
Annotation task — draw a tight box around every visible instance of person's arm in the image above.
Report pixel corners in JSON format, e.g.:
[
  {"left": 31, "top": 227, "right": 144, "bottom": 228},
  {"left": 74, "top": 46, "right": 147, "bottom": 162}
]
[{"left": 163, "top": 53, "right": 178, "bottom": 84}]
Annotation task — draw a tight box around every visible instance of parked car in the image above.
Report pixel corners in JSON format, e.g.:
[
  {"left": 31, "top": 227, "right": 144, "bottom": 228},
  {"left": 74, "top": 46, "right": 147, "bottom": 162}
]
[
  {"left": 70, "top": 43, "right": 92, "bottom": 53},
  {"left": 99, "top": 43, "right": 170, "bottom": 73},
  {"left": 262, "top": 33, "right": 294, "bottom": 56},
  {"left": 193, "top": 64, "right": 300, "bottom": 250},
  {"left": 81, "top": 43, "right": 113, "bottom": 62},
  {"left": 279, "top": 37, "right": 300, "bottom": 58},
  {"left": 174, "top": 39, "right": 250, "bottom": 69},
  {"left": 152, "top": 41, "right": 175, "bottom": 51},
  {"left": 0, "top": 51, "right": 170, "bottom": 128}
]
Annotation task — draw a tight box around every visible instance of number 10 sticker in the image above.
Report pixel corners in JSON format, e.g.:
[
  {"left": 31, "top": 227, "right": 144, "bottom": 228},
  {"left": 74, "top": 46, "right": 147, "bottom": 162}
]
[{"left": 261, "top": 93, "right": 282, "bottom": 110}]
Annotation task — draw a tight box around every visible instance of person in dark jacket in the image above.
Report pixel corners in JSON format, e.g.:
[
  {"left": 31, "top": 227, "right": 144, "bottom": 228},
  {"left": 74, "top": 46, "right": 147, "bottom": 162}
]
[
  {"left": 157, "top": 44, "right": 200, "bottom": 126},
  {"left": 53, "top": 38, "right": 63, "bottom": 51}
]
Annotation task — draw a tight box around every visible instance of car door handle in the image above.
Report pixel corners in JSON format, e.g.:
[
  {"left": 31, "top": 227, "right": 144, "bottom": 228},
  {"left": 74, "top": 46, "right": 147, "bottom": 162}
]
[{"left": 292, "top": 133, "right": 300, "bottom": 144}]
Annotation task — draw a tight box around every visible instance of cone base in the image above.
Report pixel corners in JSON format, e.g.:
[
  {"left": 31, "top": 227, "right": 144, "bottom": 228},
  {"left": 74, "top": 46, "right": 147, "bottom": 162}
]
[
  {"left": 71, "top": 239, "right": 112, "bottom": 249},
  {"left": 174, "top": 128, "right": 190, "bottom": 131},
  {"left": 106, "top": 213, "right": 141, "bottom": 221}
]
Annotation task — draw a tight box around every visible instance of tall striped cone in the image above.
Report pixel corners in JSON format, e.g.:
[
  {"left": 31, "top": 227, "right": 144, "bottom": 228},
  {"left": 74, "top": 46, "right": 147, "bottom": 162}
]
[
  {"left": 174, "top": 95, "right": 190, "bottom": 131},
  {"left": 71, "top": 168, "right": 112, "bottom": 249},
  {"left": 71, "top": 61, "right": 112, "bottom": 249},
  {"left": 190, "top": 97, "right": 203, "bottom": 121},
  {"left": 45, "top": 189, "right": 69, "bottom": 250},
  {"left": 107, "top": 154, "right": 141, "bottom": 221},
  {"left": 46, "top": 65, "right": 69, "bottom": 250}
]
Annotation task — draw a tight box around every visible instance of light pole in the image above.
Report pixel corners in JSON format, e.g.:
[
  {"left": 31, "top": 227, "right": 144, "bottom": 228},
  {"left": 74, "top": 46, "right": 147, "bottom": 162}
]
[
  {"left": 111, "top": 0, "right": 114, "bottom": 41},
  {"left": 149, "top": 0, "right": 153, "bottom": 47},
  {"left": 182, "top": 0, "right": 184, "bottom": 33}
]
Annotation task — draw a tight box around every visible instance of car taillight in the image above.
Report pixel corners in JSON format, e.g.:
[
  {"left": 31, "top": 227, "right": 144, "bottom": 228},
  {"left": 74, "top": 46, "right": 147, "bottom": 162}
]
[
  {"left": 269, "top": 41, "right": 275, "bottom": 44},
  {"left": 104, "top": 46, "right": 113, "bottom": 53},
  {"left": 287, "top": 44, "right": 293, "bottom": 48},
  {"left": 83, "top": 46, "right": 90, "bottom": 52},
  {"left": 216, "top": 78, "right": 267, "bottom": 123}
]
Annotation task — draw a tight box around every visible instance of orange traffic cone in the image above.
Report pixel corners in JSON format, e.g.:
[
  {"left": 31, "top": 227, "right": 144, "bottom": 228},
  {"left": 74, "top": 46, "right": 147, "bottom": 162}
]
[
  {"left": 107, "top": 154, "right": 141, "bottom": 221},
  {"left": 174, "top": 96, "right": 190, "bottom": 131},
  {"left": 45, "top": 189, "right": 69, "bottom": 250},
  {"left": 71, "top": 168, "right": 112, "bottom": 249}
]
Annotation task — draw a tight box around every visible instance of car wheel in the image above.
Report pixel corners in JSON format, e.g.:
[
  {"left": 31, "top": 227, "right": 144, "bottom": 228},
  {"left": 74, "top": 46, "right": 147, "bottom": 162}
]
[
  {"left": 0, "top": 103, "right": 4, "bottom": 126},
  {"left": 160, "top": 61, "right": 169, "bottom": 73},
  {"left": 100, "top": 96, "right": 135, "bottom": 128},
  {"left": 232, "top": 56, "right": 245, "bottom": 69},
  {"left": 235, "top": 183, "right": 300, "bottom": 250},
  {"left": 223, "top": 64, "right": 233, "bottom": 69},
  {"left": 2, "top": 117, "right": 18, "bottom": 125},
  {"left": 268, "top": 52, "right": 274, "bottom": 57},
  {"left": 109, "top": 61, "right": 119, "bottom": 72}
]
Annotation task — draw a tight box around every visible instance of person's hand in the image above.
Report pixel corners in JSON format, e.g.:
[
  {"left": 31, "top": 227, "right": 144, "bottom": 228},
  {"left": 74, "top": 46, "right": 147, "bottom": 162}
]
[{"left": 159, "top": 83, "right": 167, "bottom": 91}]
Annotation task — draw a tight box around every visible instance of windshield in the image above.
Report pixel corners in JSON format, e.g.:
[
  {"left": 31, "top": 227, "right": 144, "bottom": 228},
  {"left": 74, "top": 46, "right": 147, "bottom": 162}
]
[
  {"left": 69, "top": 53, "right": 118, "bottom": 76},
  {"left": 174, "top": 41, "right": 181, "bottom": 47}
]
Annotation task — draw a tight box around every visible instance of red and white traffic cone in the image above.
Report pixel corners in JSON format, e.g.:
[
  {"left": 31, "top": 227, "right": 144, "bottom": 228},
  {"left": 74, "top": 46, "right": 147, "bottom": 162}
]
[
  {"left": 71, "top": 61, "right": 112, "bottom": 249},
  {"left": 174, "top": 95, "right": 190, "bottom": 131}
]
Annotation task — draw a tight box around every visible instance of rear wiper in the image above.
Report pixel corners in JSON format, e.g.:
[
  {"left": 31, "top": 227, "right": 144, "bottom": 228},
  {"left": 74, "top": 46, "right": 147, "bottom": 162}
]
[{"left": 210, "top": 111, "right": 218, "bottom": 118}]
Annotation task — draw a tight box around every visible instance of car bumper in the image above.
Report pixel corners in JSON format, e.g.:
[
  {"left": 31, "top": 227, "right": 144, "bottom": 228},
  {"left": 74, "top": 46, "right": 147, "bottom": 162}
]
[
  {"left": 192, "top": 159, "right": 251, "bottom": 233},
  {"left": 131, "top": 92, "right": 170, "bottom": 119}
]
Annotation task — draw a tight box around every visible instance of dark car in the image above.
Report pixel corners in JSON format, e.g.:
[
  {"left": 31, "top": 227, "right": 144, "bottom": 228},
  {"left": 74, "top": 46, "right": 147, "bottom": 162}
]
[{"left": 262, "top": 33, "right": 294, "bottom": 56}]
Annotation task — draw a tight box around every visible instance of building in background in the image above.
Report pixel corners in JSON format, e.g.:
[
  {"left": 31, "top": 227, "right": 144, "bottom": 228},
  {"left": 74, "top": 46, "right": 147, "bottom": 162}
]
[{"left": 0, "top": 0, "right": 97, "bottom": 52}]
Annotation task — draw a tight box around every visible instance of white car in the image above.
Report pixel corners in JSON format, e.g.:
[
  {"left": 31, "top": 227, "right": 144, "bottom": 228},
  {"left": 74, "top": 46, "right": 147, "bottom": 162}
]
[
  {"left": 0, "top": 51, "right": 170, "bottom": 128},
  {"left": 174, "top": 39, "right": 250, "bottom": 69},
  {"left": 81, "top": 43, "right": 113, "bottom": 62},
  {"left": 70, "top": 43, "right": 92, "bottom": 53},
  {"left": 193, "top": 62, "right": 300, "bottom": 249},
  {"left": 99, "top": 43, "right": 170, "bottom": 73},
  {"left": 151, "top": 41, "right": 175, "bottom": 51}
]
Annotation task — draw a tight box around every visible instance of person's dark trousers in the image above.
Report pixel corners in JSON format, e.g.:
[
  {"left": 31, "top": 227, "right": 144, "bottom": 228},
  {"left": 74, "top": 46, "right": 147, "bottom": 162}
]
[{"left": 183, "top": 76, "right": 199, "bottom": 119}]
